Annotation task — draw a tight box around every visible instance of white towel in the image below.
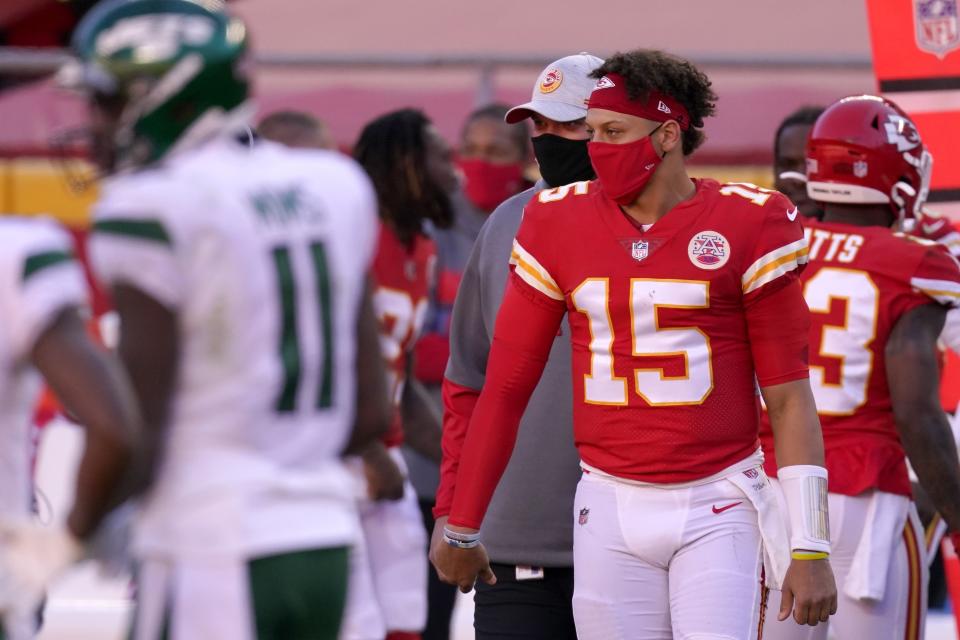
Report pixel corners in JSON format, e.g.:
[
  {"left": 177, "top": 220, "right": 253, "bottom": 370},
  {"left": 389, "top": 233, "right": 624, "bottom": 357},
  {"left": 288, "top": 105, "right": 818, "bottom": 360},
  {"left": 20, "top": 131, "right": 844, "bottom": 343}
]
[
  {"left": 843, "top": 491, "right": 910, "bottom": 601},
  {"left": 728, "top": 466, "right": 791, "bottom": 591}
]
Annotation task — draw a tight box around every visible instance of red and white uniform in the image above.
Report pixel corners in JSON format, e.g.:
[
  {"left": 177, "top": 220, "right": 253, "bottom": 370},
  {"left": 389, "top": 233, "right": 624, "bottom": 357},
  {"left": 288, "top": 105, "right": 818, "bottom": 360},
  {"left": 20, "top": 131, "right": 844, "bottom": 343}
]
[
  {"left": 341, "top": 225, "right": 432, "bottom": 640},
  {"left": 371, "top": 225, "right": 433, "bottom": 447},
  {"left": 449, "top": 179, "right": 811, "bottom": 640},
  {"left": 760, "top": 220, "right": 960, "bottom": 640}
]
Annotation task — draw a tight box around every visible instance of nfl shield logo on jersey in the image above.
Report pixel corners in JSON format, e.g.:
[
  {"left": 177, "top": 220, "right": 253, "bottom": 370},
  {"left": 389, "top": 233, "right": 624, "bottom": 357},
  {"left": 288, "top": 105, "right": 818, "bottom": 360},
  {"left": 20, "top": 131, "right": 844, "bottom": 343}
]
[
  {"left": 631, "top": 240, "right": 649, "bottom": 262},
  {"left": 578, "top": 507, "right": 590, "bottom": 525},
  {"left": 853, "top": 160, "right": 868, "bottom": 178},
  {"left": 915, "top": 0, "right": 960, "bottom": 59},
  {"left": 688, "top": 231, "right": 730, "bottom": 270}
]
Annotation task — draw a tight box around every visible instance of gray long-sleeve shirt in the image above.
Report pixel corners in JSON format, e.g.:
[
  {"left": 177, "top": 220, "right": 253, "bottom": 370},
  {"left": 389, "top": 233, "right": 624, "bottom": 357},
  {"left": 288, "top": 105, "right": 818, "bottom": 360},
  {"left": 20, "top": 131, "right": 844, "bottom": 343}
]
[{"left": 445, "top": 183, "right": 581, "bottom": 568}]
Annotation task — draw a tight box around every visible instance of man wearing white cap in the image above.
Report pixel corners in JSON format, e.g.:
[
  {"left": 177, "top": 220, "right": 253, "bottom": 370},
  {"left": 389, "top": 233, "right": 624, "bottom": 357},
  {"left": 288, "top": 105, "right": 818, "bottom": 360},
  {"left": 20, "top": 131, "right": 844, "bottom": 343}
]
[{"left": 429, "top": 52, "right": 602, "bottom": 639}]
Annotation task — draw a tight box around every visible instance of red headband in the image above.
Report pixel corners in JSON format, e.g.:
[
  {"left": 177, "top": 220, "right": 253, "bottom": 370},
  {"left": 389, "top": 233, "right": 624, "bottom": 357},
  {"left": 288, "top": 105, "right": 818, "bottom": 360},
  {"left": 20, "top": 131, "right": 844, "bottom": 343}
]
[{"left": 587, "top": 73, "right": 690, "bottom": 131}]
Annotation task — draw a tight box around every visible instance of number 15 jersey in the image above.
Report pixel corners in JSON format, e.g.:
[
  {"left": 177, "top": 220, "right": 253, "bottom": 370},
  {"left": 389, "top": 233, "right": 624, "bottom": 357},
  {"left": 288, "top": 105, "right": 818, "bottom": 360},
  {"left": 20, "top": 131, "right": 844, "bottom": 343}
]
[{"left": 510, "top": 178, "right": 810, "bottom": 483}]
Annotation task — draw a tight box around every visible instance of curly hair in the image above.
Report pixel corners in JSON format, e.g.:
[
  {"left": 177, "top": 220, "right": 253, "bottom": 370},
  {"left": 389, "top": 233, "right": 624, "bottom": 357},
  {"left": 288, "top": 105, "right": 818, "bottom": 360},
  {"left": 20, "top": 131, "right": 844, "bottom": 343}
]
[
  {"left": 592, "top": 50, "right": 717, "bottom": 156},
  {"left": 354, "top": 109, "right": 453, "bottom": 245}
]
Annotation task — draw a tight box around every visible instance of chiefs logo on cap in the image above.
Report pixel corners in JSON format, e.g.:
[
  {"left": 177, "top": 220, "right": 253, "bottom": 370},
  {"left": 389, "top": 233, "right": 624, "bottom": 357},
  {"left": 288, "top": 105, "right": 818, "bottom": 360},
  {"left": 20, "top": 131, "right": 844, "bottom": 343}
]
[{"left": 539, "top": 68, "right": 563, "bottom": 94}]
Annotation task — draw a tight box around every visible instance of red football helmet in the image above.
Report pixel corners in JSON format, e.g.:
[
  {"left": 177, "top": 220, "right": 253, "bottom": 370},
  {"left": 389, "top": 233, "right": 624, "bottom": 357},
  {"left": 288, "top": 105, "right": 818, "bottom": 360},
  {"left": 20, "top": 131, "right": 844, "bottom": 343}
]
[{"left": 806, "top": 95, "right": 932, "bottom": 224}]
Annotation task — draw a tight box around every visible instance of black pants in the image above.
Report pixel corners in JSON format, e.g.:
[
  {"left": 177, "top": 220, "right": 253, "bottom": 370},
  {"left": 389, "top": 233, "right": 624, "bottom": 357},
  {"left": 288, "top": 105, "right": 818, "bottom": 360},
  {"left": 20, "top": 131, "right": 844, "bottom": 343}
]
[{"left": 473, "top": 563, "right": 577, "bottom": 640}]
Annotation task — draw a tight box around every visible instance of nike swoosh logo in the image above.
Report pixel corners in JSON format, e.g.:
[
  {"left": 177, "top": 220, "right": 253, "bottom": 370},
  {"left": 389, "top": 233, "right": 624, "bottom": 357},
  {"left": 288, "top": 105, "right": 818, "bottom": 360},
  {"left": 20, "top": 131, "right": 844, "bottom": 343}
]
[
  {"left": 786, "top": 207, "right": 799, "bottom": 222},
  {"left": 711, "top": 501, "right": 743, "bottom": 514},
  {"left": 923, "top": 220, "right": 946, "bottom": 235}
]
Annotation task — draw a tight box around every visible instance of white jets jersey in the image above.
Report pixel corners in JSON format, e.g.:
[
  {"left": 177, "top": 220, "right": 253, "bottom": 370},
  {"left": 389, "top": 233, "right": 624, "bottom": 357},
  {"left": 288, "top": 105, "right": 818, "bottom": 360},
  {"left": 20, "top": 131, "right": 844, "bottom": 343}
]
[
  {"left": 90, "top": 139, "right": 379, "bottom": 559},
  {"left": 0, "top": 217, "right": 86, "bottom": 520}
]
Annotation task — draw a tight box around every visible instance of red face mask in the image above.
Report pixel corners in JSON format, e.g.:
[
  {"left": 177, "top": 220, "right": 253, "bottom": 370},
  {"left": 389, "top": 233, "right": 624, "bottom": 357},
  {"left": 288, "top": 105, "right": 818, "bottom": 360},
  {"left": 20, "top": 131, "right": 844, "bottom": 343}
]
[
  {"left": 588, "top": 125, "right": 664, "bottom": 206},
  {"left": 457, "top": 158, "right": 525, "bottom": 213}
]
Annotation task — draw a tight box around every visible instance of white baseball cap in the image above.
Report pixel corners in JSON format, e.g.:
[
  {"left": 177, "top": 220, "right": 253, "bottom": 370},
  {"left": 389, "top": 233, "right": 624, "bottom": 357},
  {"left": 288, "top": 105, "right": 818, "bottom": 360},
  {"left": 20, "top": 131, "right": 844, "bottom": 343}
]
[{"left": 505, "top": 52, "right": 605, "bottom": 124}]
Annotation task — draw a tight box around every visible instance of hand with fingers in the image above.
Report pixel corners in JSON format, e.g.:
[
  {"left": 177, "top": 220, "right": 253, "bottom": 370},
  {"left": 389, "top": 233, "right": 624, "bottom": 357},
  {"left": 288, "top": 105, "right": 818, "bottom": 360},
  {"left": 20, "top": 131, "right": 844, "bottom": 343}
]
[
  {"left": 362, "top": 443, "right": 406, "bottom": 501},
  {"left": 430, "top": 522, "right": 497, "bottom": 593},
  {"left": 778, "top": 556, "right": 838, "bottom": 626}
]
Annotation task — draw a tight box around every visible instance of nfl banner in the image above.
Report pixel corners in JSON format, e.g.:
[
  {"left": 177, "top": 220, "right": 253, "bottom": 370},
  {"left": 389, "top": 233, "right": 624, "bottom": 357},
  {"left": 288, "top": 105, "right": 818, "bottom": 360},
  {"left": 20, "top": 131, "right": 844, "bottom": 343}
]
[{"left": 865, "top": 0, "right": 960, "bottom": 219}]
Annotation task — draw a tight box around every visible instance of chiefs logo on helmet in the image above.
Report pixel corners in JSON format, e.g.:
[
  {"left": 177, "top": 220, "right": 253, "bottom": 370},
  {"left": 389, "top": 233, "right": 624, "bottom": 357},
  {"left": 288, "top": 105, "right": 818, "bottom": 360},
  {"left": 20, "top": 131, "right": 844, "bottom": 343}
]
[
  {"left": 805, "top": 95, "right": 933, "bottom": 224},
  {"left": 884, "top": 114, "right": 922, "bottom": 152}
]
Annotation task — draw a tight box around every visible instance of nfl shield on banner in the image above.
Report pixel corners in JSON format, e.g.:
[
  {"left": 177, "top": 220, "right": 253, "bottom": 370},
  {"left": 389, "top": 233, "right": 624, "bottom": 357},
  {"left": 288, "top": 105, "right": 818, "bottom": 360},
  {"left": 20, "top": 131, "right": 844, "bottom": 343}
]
[
  {"left": 915, "top": 0, "right": 960, "bottom": 59},
  {"left": 631, "top": 240, "right": 649, "bottom": 262}
]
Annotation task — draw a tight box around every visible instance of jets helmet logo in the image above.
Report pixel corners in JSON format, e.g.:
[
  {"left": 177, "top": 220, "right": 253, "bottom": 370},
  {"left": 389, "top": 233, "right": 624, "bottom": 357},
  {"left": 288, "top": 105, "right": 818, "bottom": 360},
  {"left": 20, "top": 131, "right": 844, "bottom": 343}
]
[
  {"left": 884, "top": 114, "right": 922, "bottom": 152},
  {"left": 96, "top": 15, "right": 216, "bottom": 59}
]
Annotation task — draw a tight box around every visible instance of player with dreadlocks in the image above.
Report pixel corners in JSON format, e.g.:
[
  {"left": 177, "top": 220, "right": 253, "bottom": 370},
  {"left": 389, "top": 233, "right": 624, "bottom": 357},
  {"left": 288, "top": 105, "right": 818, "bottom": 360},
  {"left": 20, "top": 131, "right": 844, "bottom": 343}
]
[{"left": 343, "top": 109, "right": 457, "bottom": 640}]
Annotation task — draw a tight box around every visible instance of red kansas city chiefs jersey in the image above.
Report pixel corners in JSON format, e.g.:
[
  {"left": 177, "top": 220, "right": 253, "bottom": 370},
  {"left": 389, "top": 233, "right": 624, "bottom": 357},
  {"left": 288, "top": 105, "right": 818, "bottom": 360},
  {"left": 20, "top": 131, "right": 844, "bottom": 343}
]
[
  {"left": 371, "top": 225, "right": 435, "bottom": 447},
  {"left": 760, "top": 220, "right": 960, "bottom": 497},
  {"left": 510, "top": 178, "right": 809, "bottom": 483}
]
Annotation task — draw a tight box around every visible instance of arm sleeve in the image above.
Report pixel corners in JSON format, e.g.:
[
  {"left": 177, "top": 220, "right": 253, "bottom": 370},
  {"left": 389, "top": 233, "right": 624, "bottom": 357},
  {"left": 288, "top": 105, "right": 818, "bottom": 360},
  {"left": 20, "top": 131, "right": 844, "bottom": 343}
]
[
  {"left": 910, "top": 244, "right": 960, "bottom": 309},
  {"left": 447, "top": 273, "right": 565, "bottom": 529},
  {"left": 444, "top": 222, "right": 493, "bottom": 389},
  {"left": 433, "top": 377, "right": 479, "bottom": 518},
  {"left": 433, "top": 226, "right": 491, "bottom": 518},
  {"left": 741, "top": 192, "right": 808, "bottom": 304},
  {"left": 747, "top": 277, "right": 811, "bottom": 387},
  {"left": 89, "top": 206, "right": 184, "bottom": 312}
]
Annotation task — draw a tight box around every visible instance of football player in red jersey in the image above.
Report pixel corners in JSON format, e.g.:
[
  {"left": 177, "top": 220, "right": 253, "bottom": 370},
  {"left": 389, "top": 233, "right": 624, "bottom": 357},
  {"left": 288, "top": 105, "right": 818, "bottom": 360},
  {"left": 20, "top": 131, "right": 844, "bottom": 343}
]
[
  {"left": 760, "top": 96, "right": 960, "bottom": 640},
  {"left": 773, "top": 106, "right": 825, "bottom": 221},
  {"left": 347, "top": 109, "right": 457, "bottom": 640},
  {"left": 433, "top": 49, "right": 836, "bottom": 638}
]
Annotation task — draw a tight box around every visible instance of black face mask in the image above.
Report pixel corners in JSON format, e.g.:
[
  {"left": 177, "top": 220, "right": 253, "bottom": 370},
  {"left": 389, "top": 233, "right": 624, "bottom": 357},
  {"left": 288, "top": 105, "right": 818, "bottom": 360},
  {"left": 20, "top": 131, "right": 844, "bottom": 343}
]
[{"left": 532, "top": 134, "right": 595, "bottom": 187}]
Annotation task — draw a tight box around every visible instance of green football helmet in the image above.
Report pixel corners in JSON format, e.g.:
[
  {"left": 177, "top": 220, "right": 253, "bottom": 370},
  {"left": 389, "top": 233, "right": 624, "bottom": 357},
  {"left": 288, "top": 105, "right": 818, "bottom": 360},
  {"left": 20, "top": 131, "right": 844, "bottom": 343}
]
[{"left": 64, "top": 0, "right": 251, "bottom": 172}]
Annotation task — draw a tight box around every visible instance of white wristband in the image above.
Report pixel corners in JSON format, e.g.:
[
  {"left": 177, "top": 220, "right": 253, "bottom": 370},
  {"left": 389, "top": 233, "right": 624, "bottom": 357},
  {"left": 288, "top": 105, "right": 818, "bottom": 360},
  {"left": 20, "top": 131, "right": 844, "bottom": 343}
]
[{"left": 778, "top": 464, "right": 831, "bottom": 554}]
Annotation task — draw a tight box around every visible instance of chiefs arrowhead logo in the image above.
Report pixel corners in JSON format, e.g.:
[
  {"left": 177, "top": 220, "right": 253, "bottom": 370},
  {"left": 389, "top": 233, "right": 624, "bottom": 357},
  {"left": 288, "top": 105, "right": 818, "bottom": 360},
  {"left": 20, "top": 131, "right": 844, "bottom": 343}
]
[
  {"left": 884, "top": 114, "right": 922, "bottom": 152},
  {"left": 539, "top": 68, "right": 563, "bottom": 94},
  {"left": 594, "top": 76, "right": 616, "bottom": 90}
]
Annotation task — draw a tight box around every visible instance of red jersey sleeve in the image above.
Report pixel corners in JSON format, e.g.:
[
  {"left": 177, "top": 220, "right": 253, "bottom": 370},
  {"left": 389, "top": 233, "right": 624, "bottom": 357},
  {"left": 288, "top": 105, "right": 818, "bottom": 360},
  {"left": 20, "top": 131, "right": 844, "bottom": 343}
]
[
  {"left": 914, "top": 211, "right": 960, "bottom": 258},
  {"left": 433, "top": 377, "right": 479, "bottom": 518},
  {"left": 746, "top": 278, "right": 811, "bottom": 387},
  {"left": 447, "top": 275, "right": 565, "bottom": 529},
  {"left": 509, "top": 201, "right": 567, "bottom": 309},
  {"left": 909, "top": 243, "right": 960, "bottom": 309},
  {"left": 740, "top": 191, "right": 808, "bottom": 304}
]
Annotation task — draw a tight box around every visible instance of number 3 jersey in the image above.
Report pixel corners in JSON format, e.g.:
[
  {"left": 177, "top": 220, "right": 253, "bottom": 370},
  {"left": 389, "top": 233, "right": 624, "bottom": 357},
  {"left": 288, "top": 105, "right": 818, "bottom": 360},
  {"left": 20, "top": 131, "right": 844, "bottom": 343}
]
[
  {"left": 90, "top": 139, "right": 378, "bottom": 559},
  {"left": 759, "top": 219, "right": 960, "bottom": 497},
  {"left": 509, "top": 178, "right": 810, "bottom": 483}
]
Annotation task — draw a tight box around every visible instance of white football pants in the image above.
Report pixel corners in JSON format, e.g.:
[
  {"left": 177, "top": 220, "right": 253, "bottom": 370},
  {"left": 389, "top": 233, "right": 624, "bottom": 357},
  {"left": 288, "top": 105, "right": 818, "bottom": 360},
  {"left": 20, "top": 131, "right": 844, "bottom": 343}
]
[
  {"left": 572, "top": 469, "right": 768, "bottom": 640},
  {"left": 339, "top": 447, "right": 428, "bottom": 640},
  {"left": 763, "top": 490, "right": 927, "bottom": 640}
]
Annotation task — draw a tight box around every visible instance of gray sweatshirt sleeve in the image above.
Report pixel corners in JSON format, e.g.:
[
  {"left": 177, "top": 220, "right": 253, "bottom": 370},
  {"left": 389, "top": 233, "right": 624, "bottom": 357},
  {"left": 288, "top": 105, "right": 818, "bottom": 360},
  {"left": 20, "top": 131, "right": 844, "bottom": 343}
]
[{"left": 443, "top": 209, "right": 497, "bottom": 390}]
